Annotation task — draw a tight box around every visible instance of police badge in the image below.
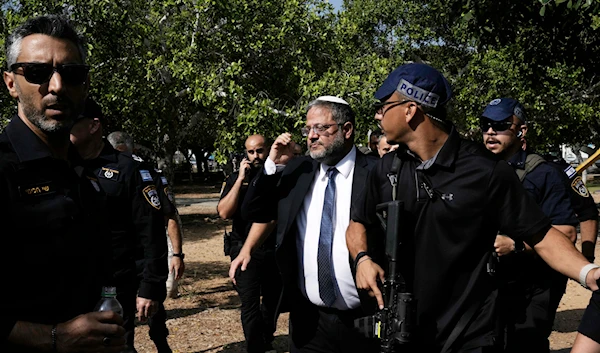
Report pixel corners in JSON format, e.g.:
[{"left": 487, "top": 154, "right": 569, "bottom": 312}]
[
  {"left": 571, "top": 176, "right": 590, "bottom": 198},
  {"left": 143, "top": 185, "right": 162, "bottom": 209}
]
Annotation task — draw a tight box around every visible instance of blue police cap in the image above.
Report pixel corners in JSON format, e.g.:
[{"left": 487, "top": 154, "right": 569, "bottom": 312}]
[
  {"left": 374, "top": 63, "right": 453, "bottom": 108},
  {"left": 481, "top": 98, "right": 526, "bottom": 122}
]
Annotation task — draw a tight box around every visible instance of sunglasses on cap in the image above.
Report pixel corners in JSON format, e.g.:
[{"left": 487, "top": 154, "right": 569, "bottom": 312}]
[
  {"left": 479, "top": 118, "right": 516, "bottom": 132},
  {"left": 10, "top": 62, "right": 89, "bottom": 85}
]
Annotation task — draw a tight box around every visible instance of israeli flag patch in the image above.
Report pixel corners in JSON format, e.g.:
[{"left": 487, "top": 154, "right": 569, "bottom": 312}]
[
  {"left": 139, "top": 170, "right": 153, "bottom": 182},
  {"left": 161, "top": 176, "right": 168, "bottom": 185},
  {"left": 564, "top": 165, "right": 577, "bottom": 179}
]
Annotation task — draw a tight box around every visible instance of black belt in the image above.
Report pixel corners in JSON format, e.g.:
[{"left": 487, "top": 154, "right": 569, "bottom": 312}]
[{"left": 313, "top": 303, "right": 365, "bottom": 321}]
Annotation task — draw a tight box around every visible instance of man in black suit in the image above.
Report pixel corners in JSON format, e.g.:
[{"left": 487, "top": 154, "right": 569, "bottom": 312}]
[{"left": 230, "top": 96, "right": 379, "bottom": 353}]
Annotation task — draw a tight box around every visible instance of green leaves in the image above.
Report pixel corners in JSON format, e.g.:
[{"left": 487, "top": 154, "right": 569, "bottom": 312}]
[{"left": 0, "top": 0, "right": 597, "bottom": 164}]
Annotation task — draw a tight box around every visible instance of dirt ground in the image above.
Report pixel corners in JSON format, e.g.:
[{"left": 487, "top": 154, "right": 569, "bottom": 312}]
[{"left": 132, "top": 182, "right": 600, "bottom": 353}]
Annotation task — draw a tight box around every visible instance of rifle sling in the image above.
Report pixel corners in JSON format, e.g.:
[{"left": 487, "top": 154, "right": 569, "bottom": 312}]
[
  {"left": 439, "top": 297, "right": 484, "bottom": 353},
  {"left": 388, "top": 154, "right": 402, "bottom": 201}
]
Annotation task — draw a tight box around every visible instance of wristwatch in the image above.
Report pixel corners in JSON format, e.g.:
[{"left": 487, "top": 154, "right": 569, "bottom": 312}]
[
  {"left": 513, "top": 240, "right": 525, "bottom": 254},
  {"left": 173, "top": 253, "right": 185, "bottom": 260}
]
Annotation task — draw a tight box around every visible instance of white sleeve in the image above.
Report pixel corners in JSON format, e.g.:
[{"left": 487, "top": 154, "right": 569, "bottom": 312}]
[{"left": 263, "top": 158, "right": 286, "bottom": 175}]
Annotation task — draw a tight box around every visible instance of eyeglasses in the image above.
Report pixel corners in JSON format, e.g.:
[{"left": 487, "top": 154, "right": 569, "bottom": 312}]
[
  {"left": 10, "top": 62, "right": 89, "bottom": 85},
  {"left": 374, "top": 100, "right": 413, "bottom": 115},
  {"left": 301, "top": 123, "right": 344, "bottom": 137},
  {"left": 479, "top": 119, "right": 516, "bottom": 132}
]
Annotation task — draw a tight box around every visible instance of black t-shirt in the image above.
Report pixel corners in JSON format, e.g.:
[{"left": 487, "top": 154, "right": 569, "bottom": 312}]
[
  {"left": 220, "top": 167, "right": 259, "bottom": 242},
  {"left": 351, "top": 128, "right": 552, "bottom": 350},
  {"left": 0, "top": 116, "right": 110, "bottom": 344},
  {"left": 220, "top": 166, "right": 275, "bottom": 247}
]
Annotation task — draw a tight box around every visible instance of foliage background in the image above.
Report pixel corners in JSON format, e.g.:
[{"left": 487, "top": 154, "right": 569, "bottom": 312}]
[{"left": 0, "top": 0, "right": 598, "bottom": 176}]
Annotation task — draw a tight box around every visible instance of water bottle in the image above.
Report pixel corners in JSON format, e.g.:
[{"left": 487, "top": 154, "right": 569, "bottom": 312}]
[{"left": 94, "top": 286, "right": 123, "bottom": 317}]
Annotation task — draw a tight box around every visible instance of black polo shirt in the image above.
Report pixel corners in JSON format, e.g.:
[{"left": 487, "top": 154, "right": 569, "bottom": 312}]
[
  {"left": 84, "top": 144, "right": 167, "bottom": 300},
  {"left": 352, "top": 128, "right": 551, "bottom": 350},
  {"left": 0, "top": 116, "right": 109, "bottom": 344}
]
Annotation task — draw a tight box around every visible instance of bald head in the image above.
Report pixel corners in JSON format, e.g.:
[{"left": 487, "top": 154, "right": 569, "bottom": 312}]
[
  {"left": 245, "top": 134, "right": 267, "bottom": 167},
  {"left": 107, "top": 131, "right": 134, "bottom": 153}
]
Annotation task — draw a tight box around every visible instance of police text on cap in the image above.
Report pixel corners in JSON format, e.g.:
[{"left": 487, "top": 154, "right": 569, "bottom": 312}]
[{"left": 396, "top": 79, "right": 440, "bottom": 108}]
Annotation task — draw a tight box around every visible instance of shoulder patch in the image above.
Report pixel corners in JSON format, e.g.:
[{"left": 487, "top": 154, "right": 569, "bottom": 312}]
[
  {"left": 143, "top": 185, "right": 162, "bottom": 209},
  {"left": 165, "top": 186, "right": 175, "bottom": 203},
  {"left": 100, "top": 167, "right": 120, "bottom": 181},
  {"left": 139, "top": 170, "right": 153, "bottom": 182},
  {"left": 161, "top": 176, "right": 168, "bottom": 185},
  {"left": 571, "top": 176, "right": 590, "bottom": 198},
  {"left": 564, "top": 165, "right": 577, "bottom": 179}
]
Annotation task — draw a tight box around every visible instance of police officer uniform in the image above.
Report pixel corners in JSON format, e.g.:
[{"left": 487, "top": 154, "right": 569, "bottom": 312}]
[
  {"left": 351, "top": 65, "right": 553, "bottom": 353},
  {"left": 543, "top": 156, "right": 599, "bottom": 261},
  {"left": 0, "top": 116, "right": 110, "bottom": 346},
  {"left": 505, "top": 148, "right": 577, "bottom": 353},
  {"left": 221, "top": 166, "right": 281, "bottom": 353},
  {"left": 83, "top": 143, "right": 168, "bottom": 352},
  {"left": 480, "top": 99, "right": 578, "bottom": 353},
  {"left": 544, "top": 157, "right": 597, "bottom": 222},
  {"left": 134, "top": 162, "right": 179, "bottom": 351}
]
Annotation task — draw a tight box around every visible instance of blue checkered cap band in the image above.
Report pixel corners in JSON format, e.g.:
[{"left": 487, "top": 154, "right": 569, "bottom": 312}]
[{"left": 397, "top": 79, "right": 441, "bottom": 108}]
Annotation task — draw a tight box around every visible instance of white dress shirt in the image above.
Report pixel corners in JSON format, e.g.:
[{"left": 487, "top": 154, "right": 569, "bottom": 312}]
[{"left": 264, "top": 147, "right": 360, "bottom": 310}]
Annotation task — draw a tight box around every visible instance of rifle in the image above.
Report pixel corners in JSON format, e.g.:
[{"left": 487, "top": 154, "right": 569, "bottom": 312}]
[{"left": 354, "top": 200, "right": 417, "bottom": 353}]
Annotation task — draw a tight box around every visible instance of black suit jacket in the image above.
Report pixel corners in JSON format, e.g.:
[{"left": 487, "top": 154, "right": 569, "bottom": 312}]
[{"left": 243, "top": 149, "right": 378, "bottom": 314}]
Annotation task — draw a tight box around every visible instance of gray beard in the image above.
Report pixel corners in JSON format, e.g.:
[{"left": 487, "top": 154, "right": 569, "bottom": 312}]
[
  {"left": 309, "top": 132, "right": 346, "bottom": 166},
  {"left": 21, "top": 101, "right": 74, "bottom": 137}
]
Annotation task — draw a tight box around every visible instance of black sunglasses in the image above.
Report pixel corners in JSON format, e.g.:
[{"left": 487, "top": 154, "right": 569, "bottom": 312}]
[
  {"left": 479, "top": 118, "right": 516, "bottom": 132},
  {"left": 373, "top": 100, "right": 413, "bottom": 115},
  {"left": 10, "top": 62, "right": 89, "bottom": 85}
]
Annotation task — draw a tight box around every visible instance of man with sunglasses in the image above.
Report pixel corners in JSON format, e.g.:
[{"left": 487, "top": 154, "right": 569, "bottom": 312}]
[
  {"left": 0, "top": 15, "right": 126, "bottom": 352},
  {"left": 231, "top": 96, "right": 379, "bottom": 353},
  {"left": 70, "top": 98, "right": 168, "bottom": 353},
  {"left": 480, "top": 98, "right": 578, "bottom": 353},
  {"left": 347, "top": 63, "right": 600, "bottom": 353},
  {"left": 218, "top": 134, "right": 282, "bottom": 353}
]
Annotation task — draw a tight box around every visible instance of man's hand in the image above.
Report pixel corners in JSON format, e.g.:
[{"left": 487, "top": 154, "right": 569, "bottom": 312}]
[
  {"left": 269, "top": 133, "right": 296, "bottom": 165},
  {"left": 238, "top": 158, "right": 251, "bottom": 181},
  {"left": 229, "top": 250, "right": 252, "bottom": 285},
  {"left": 355, "top": 258, "right": 386, "bottom": 309},
  {"left": 494, "top": 235, "right": 515, "bottom": 256},
  {"left": 56, "top": 311, "right": 126, "bottom": 353},
  {"left": 170, "top": 256, "right": 185, "bottom": 280},
  {"left": 136, "top": 297, "right": 158, "bottom": 323}
]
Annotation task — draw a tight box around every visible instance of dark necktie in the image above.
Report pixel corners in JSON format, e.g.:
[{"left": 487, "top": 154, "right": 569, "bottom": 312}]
[{"left": 318, "top": 167, "right": 338, "bottom": 307}]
